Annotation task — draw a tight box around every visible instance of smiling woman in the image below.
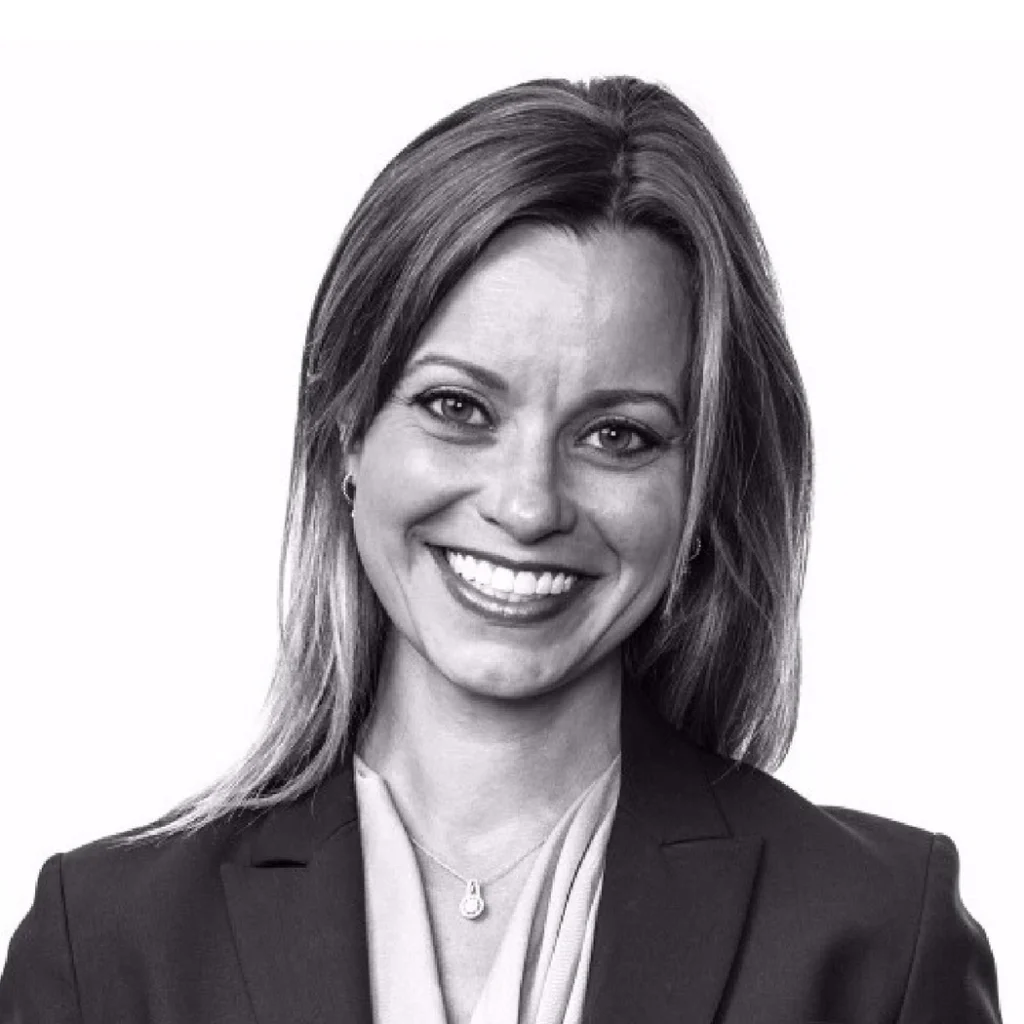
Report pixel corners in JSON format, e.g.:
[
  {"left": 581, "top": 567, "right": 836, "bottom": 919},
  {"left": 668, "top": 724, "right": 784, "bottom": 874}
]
[
  {"left": 350, "top": 227, "right": 691, "bottom": 700},
  {"left": 0, "top": 76, "right": 1002, "bottom": 1024}
]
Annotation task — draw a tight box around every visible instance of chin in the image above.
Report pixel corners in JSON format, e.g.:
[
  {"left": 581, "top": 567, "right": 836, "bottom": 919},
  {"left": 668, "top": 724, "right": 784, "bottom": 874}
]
[
  {"left": 432, "top": 640, "right": 613, "bottom": 705},
  {"left": 443, "top": 658, "right": 563, "bottom": 702}
]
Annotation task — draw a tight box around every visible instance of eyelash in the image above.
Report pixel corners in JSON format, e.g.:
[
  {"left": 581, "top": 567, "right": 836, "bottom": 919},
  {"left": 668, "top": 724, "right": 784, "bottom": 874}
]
[{"left": 410, "top": 388, "right": 666, "bottom": 460}]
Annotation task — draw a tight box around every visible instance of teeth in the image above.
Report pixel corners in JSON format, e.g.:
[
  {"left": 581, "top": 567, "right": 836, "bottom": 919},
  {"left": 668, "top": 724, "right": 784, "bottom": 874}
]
[
  {"left": 513, "top": 572, "right": 536, "bottom": 595},
  {"left": 444, "top": 549, "right": 578, "bottom": 601},
  {"left": 491, "top": 566, "right": 515, "bottom": 592}
]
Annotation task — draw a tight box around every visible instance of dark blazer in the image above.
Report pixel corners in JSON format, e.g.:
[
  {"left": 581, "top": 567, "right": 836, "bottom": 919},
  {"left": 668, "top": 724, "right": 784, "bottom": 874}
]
[{"left": 1, "top": 693, "right": 1002, "bottom": 1023}]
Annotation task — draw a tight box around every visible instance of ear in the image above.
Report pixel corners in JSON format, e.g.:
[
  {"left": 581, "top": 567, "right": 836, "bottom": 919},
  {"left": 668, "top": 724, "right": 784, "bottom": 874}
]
[{"left": 341, "top": 424, "right": 363, "bottom": 480}]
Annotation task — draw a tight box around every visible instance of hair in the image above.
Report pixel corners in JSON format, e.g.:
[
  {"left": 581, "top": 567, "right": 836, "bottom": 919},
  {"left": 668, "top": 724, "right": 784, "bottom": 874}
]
[{"left": 126, "top": 75, "right": 813, "bottom": 842}]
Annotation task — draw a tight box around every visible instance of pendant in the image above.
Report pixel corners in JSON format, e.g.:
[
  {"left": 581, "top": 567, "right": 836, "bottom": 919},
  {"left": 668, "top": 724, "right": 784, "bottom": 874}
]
[{"left": 459, "top": 879, "right": 485, "bottom": 920}]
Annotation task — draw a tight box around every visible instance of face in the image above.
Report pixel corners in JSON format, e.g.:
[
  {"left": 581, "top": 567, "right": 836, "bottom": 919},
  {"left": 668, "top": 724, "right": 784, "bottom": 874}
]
[{"left": 347, "top": 224, "right": 691, "bottom": 701}]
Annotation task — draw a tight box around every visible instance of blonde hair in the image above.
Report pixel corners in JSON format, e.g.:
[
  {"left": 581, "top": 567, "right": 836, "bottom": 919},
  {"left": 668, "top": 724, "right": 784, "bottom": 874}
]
[{"left": 126, "top": 76, "right": 812, "bottom": 843}]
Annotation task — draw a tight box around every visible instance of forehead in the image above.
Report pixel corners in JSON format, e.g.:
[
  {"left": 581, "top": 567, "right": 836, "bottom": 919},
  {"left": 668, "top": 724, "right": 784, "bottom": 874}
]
[{"left": 409, "top": 224, "right": 692, "bottom": 391}]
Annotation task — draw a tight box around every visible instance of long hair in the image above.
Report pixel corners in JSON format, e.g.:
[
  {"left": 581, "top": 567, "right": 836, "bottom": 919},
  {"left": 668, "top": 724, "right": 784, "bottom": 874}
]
[{"left": 128, "top": 75, "right": 813, "bottom": 841}]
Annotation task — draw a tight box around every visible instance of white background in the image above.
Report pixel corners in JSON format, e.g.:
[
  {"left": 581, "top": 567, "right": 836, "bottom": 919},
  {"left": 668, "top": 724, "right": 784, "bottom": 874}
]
[{"left": 1, "top": 2, "right": 1021, "bottom": 1017}]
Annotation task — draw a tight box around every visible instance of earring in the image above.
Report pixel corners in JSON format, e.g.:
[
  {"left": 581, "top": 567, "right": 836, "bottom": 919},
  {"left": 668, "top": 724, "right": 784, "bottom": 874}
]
[
  {"left": 688, "top": 536, "right": 702, "bottom": 562},
  {"left": 342, "top": 472, "right": 356, "bottom": 514}
]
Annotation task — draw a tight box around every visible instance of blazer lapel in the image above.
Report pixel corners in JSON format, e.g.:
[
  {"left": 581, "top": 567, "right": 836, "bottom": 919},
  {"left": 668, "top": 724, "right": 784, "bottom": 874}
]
[
  {"left": 220, "top": 761, "right": 373, "bottom": 1024},
  {"left": 583, "top": 692, "right": 764, "bottom": 1024},
  {"left": 217, "top": 692, "right": 762, "bottom": 1024}
]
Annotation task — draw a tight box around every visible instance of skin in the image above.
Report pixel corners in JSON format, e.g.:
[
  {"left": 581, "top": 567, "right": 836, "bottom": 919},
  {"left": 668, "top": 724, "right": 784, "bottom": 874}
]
[{"left": 348, "top": 223, "right": 691, "bottom": 1023}]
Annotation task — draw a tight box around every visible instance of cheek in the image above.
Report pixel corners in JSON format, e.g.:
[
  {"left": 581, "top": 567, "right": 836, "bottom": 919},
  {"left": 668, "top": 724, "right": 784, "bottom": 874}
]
[
  {"left": 367, "top": 446, "right": 443, "bottom": 514},
  {"left": 591, "top": 475, "right": 684, "bottom": 585},
  {"left": 355, "top": 418, "right": 473, "bottom": 542}
]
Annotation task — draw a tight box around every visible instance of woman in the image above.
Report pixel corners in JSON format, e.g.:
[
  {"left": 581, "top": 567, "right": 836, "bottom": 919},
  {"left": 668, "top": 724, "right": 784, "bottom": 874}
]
[{"left": 0, "top": 75, "right": 1002, "bottom": 1023}]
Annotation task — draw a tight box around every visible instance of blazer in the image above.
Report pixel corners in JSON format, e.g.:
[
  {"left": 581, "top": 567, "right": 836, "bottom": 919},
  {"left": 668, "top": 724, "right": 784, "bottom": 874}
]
[{"left": 0, "top": 692, "right": 1002, "bottom": 1024}]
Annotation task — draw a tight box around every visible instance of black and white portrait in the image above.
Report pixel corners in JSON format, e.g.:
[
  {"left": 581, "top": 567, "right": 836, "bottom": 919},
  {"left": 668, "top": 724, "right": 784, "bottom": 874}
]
[{"left": 0, "top": 7, "right": 1018, "bottom": 1022}]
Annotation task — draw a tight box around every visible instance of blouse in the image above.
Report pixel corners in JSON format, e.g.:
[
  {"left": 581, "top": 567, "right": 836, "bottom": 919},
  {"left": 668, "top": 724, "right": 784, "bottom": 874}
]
[{"left": 353, "top": 753, "right": 622, "bottom": 1024}]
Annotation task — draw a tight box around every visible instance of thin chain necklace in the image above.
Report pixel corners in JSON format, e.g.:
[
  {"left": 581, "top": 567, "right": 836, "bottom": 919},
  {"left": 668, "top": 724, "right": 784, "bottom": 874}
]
[{"left": 409, "top": 829, "right": 552, "bottom": 921}]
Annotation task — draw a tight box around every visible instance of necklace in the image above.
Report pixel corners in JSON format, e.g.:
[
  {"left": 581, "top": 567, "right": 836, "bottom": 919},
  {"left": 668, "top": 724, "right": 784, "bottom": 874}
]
[{"left": 409, "top": 830, "right": 551, "bottom": 921}]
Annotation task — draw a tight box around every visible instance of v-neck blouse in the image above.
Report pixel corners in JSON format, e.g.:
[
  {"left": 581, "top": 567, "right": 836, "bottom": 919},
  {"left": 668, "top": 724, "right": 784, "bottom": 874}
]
[{"left": 353, "top": 754, "right": 622, "bottom": 1024}]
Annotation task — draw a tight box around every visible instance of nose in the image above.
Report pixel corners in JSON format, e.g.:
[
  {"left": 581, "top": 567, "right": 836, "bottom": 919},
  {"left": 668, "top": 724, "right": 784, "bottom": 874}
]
[{"left": 478, "top": 435, "right": 577, "bottom": 543}]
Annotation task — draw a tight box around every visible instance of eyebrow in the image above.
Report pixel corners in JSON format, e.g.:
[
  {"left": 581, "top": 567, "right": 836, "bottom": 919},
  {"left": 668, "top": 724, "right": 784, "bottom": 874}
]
[
  {"left": 405, "top": 353, "right": 682, "bottom": 427},
  {"left": 406, "top": 354, "right": 508, "bottom": 392},
  {"left": 586, "top": 389, "right": 682, "bottom": 427}
]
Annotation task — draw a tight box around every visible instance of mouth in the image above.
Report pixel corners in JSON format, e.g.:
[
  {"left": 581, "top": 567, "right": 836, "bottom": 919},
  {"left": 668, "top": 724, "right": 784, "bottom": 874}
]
[{"left": 429, "top": 545, "right": 592, "bottom": 625}]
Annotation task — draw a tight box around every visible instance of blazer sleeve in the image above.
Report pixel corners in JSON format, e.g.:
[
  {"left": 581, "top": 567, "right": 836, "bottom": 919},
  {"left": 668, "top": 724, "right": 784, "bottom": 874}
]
[
  {"left": 0, "top": 854, "right": 83, "bottom": 1024},
  {"left": 896, "top": 832, "right": 1002, "bottom": 1023}
]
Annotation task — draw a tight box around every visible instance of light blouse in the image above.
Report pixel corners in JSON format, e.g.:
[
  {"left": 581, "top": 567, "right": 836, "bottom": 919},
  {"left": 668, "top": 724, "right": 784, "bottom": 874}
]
[{"left": 353, "top": 753, "right": 622, "bottom": 1024}]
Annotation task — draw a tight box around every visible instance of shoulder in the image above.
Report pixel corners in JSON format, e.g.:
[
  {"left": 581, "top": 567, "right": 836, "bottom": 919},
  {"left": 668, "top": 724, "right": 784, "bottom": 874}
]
[
  {"left": 23, "top": 811, "right": 264, "bottom": 964},
  {"left": 692, "top": 748, "right": 991, "bottom": 972},
  {"left": 701, "top": 746, "right": 933, "bottom": 848},
  {"left": 26, "top": 759, "right": 355, "bottom": 943},
  {"left": 0, "top": 813, "right": 263, "bottom": 1021},
  {"left": 624, "top": 693, "right": 940, "bottom": 910},
  {"left": 697, "top": 748, "right": 937, "bottom": 895},
  {"left": 689, "top": 749, "right": 1001, "bottom": 1018},
  {"left": 58, "top": 810, "right": 262, "bottom": 911}
]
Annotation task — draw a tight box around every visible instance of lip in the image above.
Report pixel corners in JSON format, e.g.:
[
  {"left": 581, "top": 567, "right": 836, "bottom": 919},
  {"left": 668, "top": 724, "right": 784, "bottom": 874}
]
[{"left": 429, "top": 545, "right": 591, "bottom": 627}]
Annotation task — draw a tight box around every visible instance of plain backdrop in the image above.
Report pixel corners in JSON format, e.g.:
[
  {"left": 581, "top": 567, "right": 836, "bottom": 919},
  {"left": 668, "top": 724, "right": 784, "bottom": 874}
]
[{"left": 1, "top": 4, "right": 1021, "bottom": 1017}]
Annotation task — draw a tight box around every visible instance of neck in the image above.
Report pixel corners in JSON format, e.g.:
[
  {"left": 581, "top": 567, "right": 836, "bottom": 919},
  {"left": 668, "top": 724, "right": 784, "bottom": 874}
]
[{"left": 357, "top": 634, "right": 622, "bottom": 863}]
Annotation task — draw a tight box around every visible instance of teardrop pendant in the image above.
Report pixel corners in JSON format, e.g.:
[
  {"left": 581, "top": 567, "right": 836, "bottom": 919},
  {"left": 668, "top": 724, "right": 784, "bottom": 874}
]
[{"left": 459, "top": 879, "right": 485, "bottom": 920}]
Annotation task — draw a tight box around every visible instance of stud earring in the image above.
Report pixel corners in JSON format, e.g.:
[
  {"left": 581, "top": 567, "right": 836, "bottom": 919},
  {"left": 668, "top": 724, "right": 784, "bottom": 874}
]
[{"left": 342, "top": 472, "right": 356, "bottom": 515}]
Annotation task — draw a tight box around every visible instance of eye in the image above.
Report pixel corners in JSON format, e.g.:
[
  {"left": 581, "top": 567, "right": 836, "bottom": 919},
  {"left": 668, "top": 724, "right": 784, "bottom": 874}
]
[
  {"left": 416, "top": 389, "right": 491, "bottom": 428},
  {"left": 580, "top": 420, "right": 662, "bottom": 458}
]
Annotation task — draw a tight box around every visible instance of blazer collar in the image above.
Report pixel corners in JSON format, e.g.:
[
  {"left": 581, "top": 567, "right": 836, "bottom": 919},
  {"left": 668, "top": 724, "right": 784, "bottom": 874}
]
[
  {"left": 615, "top": 684, "right": 734, "bottom": 842},
  {"left": 221, "top": 688, "right": 762, "bottom": 1024},
  {"left": 231, "top": 688, "right": 733, "bottom": 865},
  {"left": 582, "top": 690, "right": 763, "bottom": 1024},
  {"left": 220, "top": 760, "right": 370, "bottom": 1024}
]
